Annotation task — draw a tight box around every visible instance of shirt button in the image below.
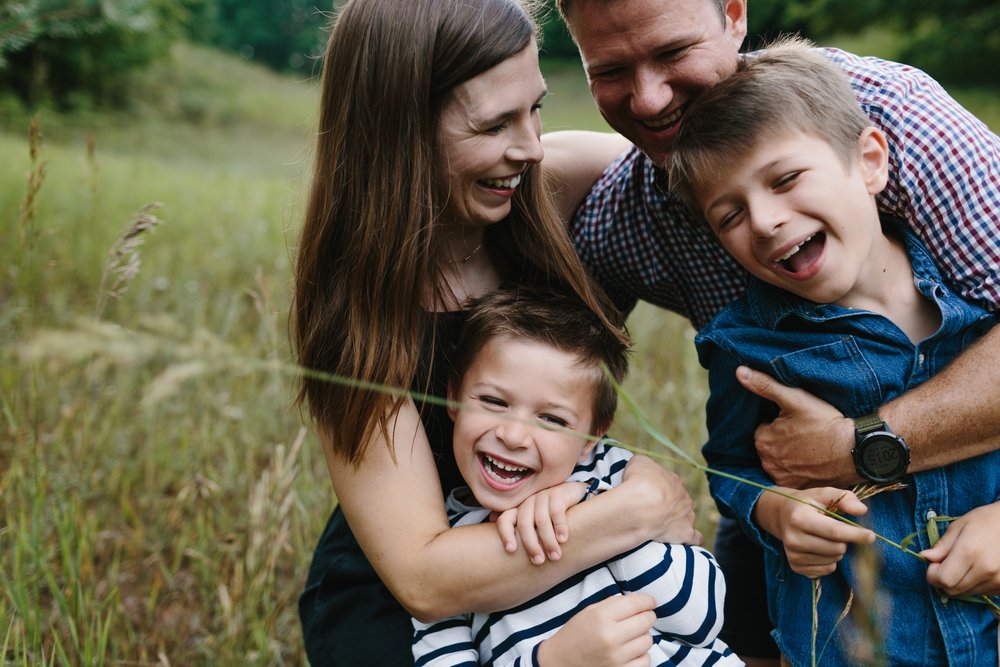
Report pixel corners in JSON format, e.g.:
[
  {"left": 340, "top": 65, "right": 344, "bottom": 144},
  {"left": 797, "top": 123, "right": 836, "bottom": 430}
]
[{"left": 918, "top": 352, "right": 925, "bottom": 367}]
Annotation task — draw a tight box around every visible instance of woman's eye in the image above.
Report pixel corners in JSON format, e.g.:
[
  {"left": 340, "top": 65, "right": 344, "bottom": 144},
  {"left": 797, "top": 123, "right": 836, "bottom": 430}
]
[{"left": 484, "top": 123, "right": 507, "bottom": 135}]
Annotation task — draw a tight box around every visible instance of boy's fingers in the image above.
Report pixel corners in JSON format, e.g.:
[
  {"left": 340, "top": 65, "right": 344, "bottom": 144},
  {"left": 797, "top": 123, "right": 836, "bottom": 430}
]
[
  {"left": 494, "top": 509, "right": 518, "bottom": 553},
  {"left": 532, "top": 496, "right": 561, "bottom": 561}
]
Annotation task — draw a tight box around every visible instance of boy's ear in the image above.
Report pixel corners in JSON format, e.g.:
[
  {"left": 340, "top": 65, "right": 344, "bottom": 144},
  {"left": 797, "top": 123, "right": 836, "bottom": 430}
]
[
  {"left": 578, "top": 423, "right": 608, "bottom": 463},
  {"left": 858, "top": 126, "right": 889, "bottom": 195}
]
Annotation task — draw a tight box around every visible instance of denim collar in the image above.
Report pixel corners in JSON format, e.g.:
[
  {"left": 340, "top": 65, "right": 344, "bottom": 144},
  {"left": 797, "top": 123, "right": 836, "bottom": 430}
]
[{"left": 747, "top": 215, "right": 947, "bottom": 329}]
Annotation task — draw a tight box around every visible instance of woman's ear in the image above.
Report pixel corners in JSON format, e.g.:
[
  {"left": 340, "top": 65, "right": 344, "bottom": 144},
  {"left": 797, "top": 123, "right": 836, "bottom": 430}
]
[
  {"left": 446, "top": 382, "right": 458, "bottom": 422},
  {"left": 858, "top": 126, "right": 889, "bottom": 195}
]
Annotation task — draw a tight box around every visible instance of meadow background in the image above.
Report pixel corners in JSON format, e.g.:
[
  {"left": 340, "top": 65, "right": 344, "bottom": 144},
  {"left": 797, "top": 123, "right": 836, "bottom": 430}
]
[{"left": 3, "top": 4, "right": 1000, "bottom": 664}]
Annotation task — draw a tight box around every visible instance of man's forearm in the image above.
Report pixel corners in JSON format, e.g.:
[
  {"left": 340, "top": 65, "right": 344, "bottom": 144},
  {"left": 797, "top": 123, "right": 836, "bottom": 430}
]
[{"left": 883, "top": 325, "right": 1000, "bottom": 473}]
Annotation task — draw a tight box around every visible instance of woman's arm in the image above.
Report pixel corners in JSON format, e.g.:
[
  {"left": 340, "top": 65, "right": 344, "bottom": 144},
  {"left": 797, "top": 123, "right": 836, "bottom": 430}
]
[
  {"left": 329, "top": 399, "right": 696, "bottom": 622},
  {"left": 541, "top": 130, "right": 631, "bottom": 222}
]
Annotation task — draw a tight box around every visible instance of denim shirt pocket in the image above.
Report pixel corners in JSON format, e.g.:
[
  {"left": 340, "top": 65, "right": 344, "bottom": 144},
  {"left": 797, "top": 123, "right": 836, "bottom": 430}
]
[{"left": 768, "top": 336, "right": 882, "bottom": 412}]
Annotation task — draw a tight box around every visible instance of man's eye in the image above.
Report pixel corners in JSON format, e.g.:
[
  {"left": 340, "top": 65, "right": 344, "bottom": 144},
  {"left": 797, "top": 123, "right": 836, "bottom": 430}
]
[
  {"left": 590, "top": 68, "right": 622, "bottom": 81},
  {"left": 659, "top": 46, "right": 692, "bottom": 61}
]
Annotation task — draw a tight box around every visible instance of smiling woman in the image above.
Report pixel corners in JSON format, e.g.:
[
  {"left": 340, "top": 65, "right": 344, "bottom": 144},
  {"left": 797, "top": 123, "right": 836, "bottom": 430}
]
[{"left": 291, "top": 0, "right": 697, "bottom": 664}]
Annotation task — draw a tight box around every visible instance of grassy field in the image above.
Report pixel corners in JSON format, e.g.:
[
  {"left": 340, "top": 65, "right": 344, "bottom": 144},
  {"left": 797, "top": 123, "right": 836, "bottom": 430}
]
[{"left": 2, "top": 38, "right": 998, "bottom": 664}]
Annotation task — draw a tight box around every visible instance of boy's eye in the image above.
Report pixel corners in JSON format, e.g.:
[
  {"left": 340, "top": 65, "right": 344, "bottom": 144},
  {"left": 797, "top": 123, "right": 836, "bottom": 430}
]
[
  {"left": 539, "top": 414, "right": 569, "bottom": 429},
  {"left": 478, "top": 395, "right": 507, "bottom": 409},
  {"left": 716, "top": 207, "right": 744, "bottom": 231},
  {"left": 772, "top": 171, "right": 801, "bottom": 190}
]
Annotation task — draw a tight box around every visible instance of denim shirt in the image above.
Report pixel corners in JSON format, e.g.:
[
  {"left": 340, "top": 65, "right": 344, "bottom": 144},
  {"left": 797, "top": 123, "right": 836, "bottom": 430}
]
[{"left": 696, "top": 223, "right": 999, "bottom": 666}]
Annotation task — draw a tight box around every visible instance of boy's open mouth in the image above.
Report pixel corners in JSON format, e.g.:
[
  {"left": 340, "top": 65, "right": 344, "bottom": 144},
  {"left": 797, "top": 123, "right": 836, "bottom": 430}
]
[
  {"left": 481, "top": 453, "right": 532, "bottom": 485},
  {"left": 776, "top": 232, "right": 826, "bottom": 274}
]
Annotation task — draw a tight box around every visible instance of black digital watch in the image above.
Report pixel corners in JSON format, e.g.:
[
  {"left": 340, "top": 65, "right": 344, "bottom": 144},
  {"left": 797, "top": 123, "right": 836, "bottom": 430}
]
[{"left": 852, "top": 413, "right": 910, "bottom": 484}]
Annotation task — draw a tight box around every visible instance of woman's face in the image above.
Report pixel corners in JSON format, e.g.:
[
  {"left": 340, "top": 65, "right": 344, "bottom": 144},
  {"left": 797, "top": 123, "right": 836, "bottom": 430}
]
[{"left": 437, "top": 43, "right": 546, "bottom": 227}]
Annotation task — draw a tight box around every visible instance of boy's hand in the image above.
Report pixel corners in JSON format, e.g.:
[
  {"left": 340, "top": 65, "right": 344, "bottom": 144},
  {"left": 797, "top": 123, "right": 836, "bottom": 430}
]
[
  {"left": 754, "top": 486, "right": 875, "bottom": 578},
  {"left": 736, "top": 366, "right": 856, "bottom": 488},
  {"left": 493, "top": 481, "right": 587, "bottom": 564},
  {"left": 536, "top": 593, "right": 656, "bottom": 667},
  {"left": 921, "top": 502, "right": 1000, "bottom": 597}
]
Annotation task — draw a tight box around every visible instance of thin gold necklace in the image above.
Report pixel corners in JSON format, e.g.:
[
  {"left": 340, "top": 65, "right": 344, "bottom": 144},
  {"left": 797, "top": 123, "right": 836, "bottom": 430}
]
[{"left": 446, "top": 241, "right": 483, "bottom": 264}]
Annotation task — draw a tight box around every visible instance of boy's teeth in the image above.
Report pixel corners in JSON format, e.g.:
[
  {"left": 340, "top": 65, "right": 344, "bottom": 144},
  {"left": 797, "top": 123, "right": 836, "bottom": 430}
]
[
  {"left": 485, "top": 454, "right": 528, "bottom": 473},
  {"left": 777, "top": 234, "right": 814, "bottom": 262},
  {"left": 483, "top": 174, "right": 521, "bottom": 189}
]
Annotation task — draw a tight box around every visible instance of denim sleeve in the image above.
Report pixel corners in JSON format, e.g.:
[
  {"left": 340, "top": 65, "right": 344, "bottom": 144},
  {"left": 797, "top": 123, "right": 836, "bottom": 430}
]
[{"left": 699, "top": 343, "right": 779, "bottom": 554}]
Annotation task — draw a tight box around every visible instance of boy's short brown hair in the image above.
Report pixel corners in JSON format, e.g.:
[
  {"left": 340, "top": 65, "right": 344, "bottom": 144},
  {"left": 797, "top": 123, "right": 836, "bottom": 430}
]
[
  {"left": 451, "top": 286, "right": 631, "bottom": 435},
  {"left": 668, "top": 36, "right": 873, "bottom": 214}
]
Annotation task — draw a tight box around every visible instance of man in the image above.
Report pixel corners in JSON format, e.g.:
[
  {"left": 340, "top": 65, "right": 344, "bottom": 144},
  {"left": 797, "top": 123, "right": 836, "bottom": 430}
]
[{"left": 543, "top": 0, "right": 1000, "bottom": 663}]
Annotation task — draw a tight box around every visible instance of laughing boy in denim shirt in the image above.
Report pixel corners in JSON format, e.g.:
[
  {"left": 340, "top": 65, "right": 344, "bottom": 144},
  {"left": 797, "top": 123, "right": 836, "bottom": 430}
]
[{"left": 668, "top": 37, "right": 1000, "bottom": 666}]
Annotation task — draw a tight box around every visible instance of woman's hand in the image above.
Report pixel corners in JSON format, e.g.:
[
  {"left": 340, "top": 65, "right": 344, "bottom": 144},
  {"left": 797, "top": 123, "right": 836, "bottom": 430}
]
[
  {"left": 535, "top": 594, "right": 656, "bottom": 667},
  {"left": 622, "top": 455, "right": 703, "bottom": 546},
  {"left": 493, "top": 481, "right": 588, "bottom": 563}
]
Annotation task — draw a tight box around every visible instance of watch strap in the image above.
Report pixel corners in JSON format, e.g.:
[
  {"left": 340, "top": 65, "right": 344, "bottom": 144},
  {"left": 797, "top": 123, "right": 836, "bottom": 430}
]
[{"left": 853, "top": 412, "right": 886, "bottom": 436}]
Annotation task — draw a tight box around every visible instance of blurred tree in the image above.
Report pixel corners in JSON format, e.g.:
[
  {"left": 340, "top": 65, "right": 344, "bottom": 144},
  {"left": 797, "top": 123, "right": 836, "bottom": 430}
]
[
  {"left": 0, "top": 0, "right": 189, "bottom": 107},
  {"left": 187, "top": 0, "right": 328, "bottom": 73},
  {"left": 746, "top": 0, "right": 998, "bottom": 85}
]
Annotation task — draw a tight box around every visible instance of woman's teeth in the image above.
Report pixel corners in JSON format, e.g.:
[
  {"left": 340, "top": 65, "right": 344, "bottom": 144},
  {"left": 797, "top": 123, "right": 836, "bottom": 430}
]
[{"left": 482, "top": 174, "right": 521, "bottom": 189}]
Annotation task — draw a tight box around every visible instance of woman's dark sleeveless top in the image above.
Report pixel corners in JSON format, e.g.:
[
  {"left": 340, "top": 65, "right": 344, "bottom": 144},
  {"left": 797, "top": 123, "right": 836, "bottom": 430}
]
[{"left": 299, "top": 311, "right": 466, "bottom": 666}]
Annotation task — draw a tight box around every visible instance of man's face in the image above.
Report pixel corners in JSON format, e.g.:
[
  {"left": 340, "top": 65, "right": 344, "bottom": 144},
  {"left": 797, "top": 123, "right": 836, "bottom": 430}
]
[{"left": 569, "top": 0, "right": 747, "bottom": 166}]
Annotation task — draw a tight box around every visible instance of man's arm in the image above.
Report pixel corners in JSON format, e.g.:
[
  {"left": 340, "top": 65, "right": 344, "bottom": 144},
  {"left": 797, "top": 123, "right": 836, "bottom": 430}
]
[
  {"left": 740, "top": 326, "right": 1000, "bottom": 488},
  {"left": 540, "top": 130, "right": 631, "bottom": 222}
]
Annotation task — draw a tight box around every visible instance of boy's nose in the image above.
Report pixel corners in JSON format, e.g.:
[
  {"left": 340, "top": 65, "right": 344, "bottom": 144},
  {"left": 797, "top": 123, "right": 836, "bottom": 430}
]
[
  {"left": 495, "top": 419, "right": 532, "bottom": 449},
  {"left": 748, "top": 199, "right": 788, "bottom": 239}
]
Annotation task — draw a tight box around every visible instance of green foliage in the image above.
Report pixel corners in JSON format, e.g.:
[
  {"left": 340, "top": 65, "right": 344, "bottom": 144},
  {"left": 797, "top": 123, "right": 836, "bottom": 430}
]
[
  {"left": 0, "top": 0, "right": 185, "bottom": 108},
  {"left": 186, "top": 0, "right": 329, "bottom": 73},
  {"left": 747, "top": 0, "right": 999, "bottom": 86}
]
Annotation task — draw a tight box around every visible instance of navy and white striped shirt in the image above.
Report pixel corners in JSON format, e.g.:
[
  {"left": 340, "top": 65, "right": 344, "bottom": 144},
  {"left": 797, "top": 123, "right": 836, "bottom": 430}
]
[
  {"left": 412, "top": 443, "right": 741, "bottom": 666},
  {"left": 570, "top": 48, "right": 1000, "bottom": 328}
]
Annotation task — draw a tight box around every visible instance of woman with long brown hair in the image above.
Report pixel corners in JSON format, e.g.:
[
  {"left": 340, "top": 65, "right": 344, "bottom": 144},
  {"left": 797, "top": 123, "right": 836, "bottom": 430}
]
[{"left": 293, "top": 0, "right": 699, "bottom": 663}]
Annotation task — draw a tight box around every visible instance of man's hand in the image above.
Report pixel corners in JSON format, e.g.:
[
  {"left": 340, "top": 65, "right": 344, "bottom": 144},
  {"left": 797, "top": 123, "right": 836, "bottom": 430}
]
[
  {"left": 921, "top": 502, "right": 1000, "bottom": 597},
  {"left": 736, "top": 366, "right": 857, "bottom": 488},
  {"left": 536, "top": 594, "right": 656, "bottom": 667}
]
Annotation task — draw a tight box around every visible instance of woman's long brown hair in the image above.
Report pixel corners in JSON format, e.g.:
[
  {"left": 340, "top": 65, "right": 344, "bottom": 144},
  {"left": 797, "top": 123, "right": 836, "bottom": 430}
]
[{"left": 293, "top": 0, "right": 621, "bottom": 466}]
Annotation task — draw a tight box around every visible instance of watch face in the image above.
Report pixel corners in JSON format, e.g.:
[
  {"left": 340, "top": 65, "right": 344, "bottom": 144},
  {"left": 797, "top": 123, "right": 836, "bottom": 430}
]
[{"left": 859, "top": 434, "right": 908, "bottom": 481}]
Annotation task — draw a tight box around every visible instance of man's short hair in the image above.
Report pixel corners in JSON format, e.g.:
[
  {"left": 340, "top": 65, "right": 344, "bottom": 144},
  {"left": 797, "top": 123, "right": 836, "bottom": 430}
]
[{"left": 556, "top": 0, "right": 727, "bottom": 36}]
